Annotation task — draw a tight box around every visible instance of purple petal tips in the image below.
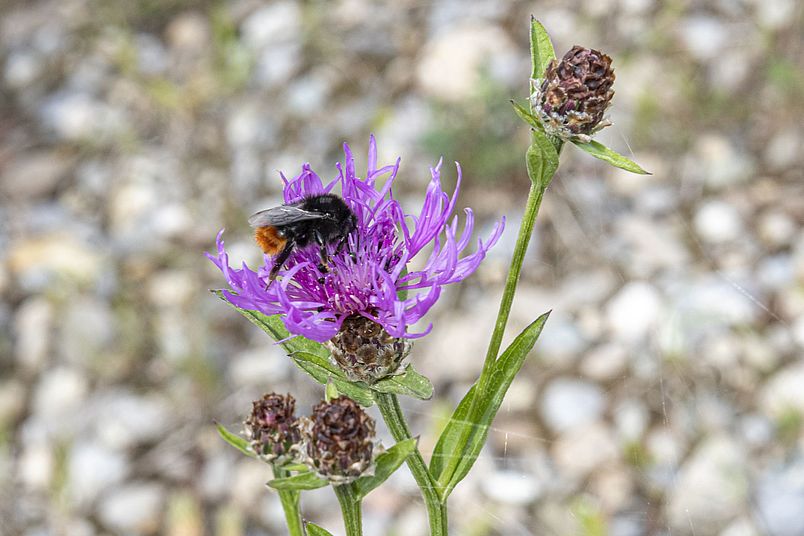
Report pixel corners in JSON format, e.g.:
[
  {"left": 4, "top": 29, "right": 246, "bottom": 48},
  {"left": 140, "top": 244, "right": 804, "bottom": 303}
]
[{"left": 209, "top": 139, "right": 504, "bottom": 343}]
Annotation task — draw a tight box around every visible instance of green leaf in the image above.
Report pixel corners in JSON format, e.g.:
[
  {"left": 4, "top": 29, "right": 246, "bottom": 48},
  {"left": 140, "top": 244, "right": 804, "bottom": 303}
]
[
  {"left": 526, "top": 131, "right": 560, "bottom": 190},
  {"left": 215, "top": 422, "right": 254, "bottom": 458},
  {"left": 510, "top": 99, "right": 543, "bottom": 131},
  {"left": 305, "top": 523, "right": 335, "bottom": 536},
  {"left": 530, "top": 17, "right": 556, "bottom": 81},
  {"left": 290, "top": 352, "right": 374, "bottom": 407},
  {"left": 325, "top": 380, "right": 339, "bottom": 401},
  {"left": 396, "top": 267, "right": 409, "bottom": 301},
  {"left": 431, "top": 311, "right": 551, "bottom": 497},
  {"left": 572, "top": 140, "right": 650, "bottom": 175},
  {"left": 354, "top": 438, "right": 418, "bottom": 499},
  {"left": 371, "top": 364, "right": 434, "bottom": 400},
  {"left": 268, "top": 471, "right": 328, "bottom": 491},
  {"left": 211, "top": 290, "right": 329, "bottom": 359}
]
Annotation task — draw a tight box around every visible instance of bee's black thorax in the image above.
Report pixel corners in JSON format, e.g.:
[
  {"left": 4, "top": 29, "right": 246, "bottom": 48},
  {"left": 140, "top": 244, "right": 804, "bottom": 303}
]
[{"left": 280, "top": 194, "right": 356, "bottom": 249}]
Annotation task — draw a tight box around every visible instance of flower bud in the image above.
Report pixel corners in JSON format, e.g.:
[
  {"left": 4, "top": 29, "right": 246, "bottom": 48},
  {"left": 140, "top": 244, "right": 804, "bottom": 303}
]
[
  {"left": 531, "top": 45, "right": 615, "bottom": 142},
  {"left": 245, "top": 393, "right": 301, "bottom": 463},
  {"left": 325, "top": 315, "right": 411, "bottom": 384},
  {"left": 300, "top": 396, "right": 375, "bottom": 484}
]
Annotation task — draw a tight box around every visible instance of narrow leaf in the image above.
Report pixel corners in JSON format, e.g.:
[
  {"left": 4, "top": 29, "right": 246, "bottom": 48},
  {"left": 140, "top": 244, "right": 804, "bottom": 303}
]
[
  {"left": 572, "top": 140, "right": 650, "bottom": 175},
  {"left": 371, "top": 365, "right": 434, "bottom": 400},
  {"left": 530, "top": 17, "right": 556, "bottom": 81},
  {"left": 431, "top": 311, "right": 551, "bottom": 497},
  {"left": 526, "top": 131, "right": 560, "bottom": 190},
  {"left": 510, "top": 99, "right": 543, "bottom": 131},
  {"left": 306, "top": 523, "right": 335, "bottom": 536},
  {"left": 268, "top": 471, "right": 328, "bottom": 491},
  {"left": 290, "top": 353, "right": 374, "bottom": 407},
  {"left": 211, "top": 290, "right": 329, "bottom": 358},
  {"left": 354, "top": 438, "right": 418, "bottom": 499},
  {"left": 215, "top": 422, "right": 254, "bottom": 458}
]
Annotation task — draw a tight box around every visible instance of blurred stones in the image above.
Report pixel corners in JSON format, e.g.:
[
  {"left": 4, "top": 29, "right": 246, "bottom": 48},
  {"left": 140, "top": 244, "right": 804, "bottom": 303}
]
[
  {"left": 756, "top": 458, "right": 804, "bottom": 536},
  {"left": 416, "top": 23, "right": 517, "bottom": 101},
  {"left": 32, "top": 367, "right": 88, "bottom": 428},
  {"left": 93, "top": 391, "right": 173, "bottom": 449},
  {"left": 14, "top": 297, "right": 52, "bottom": 373},
  {"left": 667, "top": 436, "right": 748, "bottom": 533},
  {"left": 540, "top": 378, "right": 605, "bottom": 433},
  {"left": 481, "top": 469, "right": 542, "bottom": 505},
  {"left": 97, "top": 482, "right": 165, "bottom": 534},
  {"left": 0, "top": 152, "right": 73, "bottom": 200},
  {"left": 605, "top": 282, "right": 662, "bottom": 343},
  {"left": 68, "top": 441, "right": 129, "bottom": 508},
  {"left": 552, "top": 421, "right": 618, "bottom": 478},
  {"left": 694, "top": 200, "right": 743, "bottom": 243}
]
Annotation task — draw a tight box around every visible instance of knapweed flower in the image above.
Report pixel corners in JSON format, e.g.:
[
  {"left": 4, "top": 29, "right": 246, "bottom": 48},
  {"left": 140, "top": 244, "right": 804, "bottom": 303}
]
[
  {"left": 299, "top": 396, "right": 376, "bottom": 485},
  {"left": 326, "top": 314, "right": 412, "bottom": 384},
  {"left": 245, "top": 393, "right": 301, "bottom": 463},
  {"left": 208, "top": 136, "right": 504, "bottom": 357},
  {"left": 530, "top": 45, "right": 615, "bottom": 142}
]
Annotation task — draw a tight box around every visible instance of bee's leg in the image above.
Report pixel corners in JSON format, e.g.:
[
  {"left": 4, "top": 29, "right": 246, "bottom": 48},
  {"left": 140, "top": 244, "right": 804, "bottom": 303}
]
[
  {"left": 313, "top": 230, "right": 329, "bottom": 274},
  {"left": 267, "top": 239, "right": 295, "bottom": 285},
  {"left": 334, "top": 232, "right": 355, "bottom": 262}
]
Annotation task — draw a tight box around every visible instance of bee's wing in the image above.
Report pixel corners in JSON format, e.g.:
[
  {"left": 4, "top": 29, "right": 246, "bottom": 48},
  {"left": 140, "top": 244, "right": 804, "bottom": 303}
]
[{"left": 248, "top": 205, "right": 327, "bottom": 228}]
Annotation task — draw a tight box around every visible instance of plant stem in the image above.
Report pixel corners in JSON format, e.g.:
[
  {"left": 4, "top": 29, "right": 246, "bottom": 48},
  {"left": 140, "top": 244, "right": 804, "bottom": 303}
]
[
  {"left": 273, "top": 465, "right": 304, "bottom": 536},
  {"left": 333, "top": 483, "right": 362, "bottom": 536},
  {"left": 437, "top": 139, "right": 561, "bottom": 493},
  {"left": 375, "top": 392, "right": 448, "bottom": 536}
]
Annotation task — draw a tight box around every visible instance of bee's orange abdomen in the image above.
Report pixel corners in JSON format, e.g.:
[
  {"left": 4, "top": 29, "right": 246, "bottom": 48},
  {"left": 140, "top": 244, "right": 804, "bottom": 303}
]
[{"left": 254, "top": 226, "right": 287, "bottom": 255}]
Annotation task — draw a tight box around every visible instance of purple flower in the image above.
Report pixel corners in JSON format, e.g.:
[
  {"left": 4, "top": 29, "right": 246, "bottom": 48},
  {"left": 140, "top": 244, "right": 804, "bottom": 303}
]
[{"left": 208, "top": 136, "right": 504, "bottom": 343}]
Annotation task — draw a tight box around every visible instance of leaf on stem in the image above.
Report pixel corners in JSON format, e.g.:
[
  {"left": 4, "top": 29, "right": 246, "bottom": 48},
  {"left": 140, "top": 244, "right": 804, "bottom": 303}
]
[
  {"left": 354, "top": 438, "right": 418, "bottom": 499},
  {"left": 215, "top": 422, "right": 255, "bottom": 458},
  {"left": 572, "top": 139, "right": 650, "bottom": 174},
  {"left": 268, "top": 471, "right": 329, "bottom": 491},
  {"left": 530, "top": 17, "right": 556, "bottom": 82},
  {"left": 526, "top": 131, "right": 560, "bottom": 190},
  {"left": 430, "top": 311, "right": 551, "bottom": 497},
  {"left": 371, "top": 364, "right": 434, "bottom": 400},
  {"left": 211, "top": 290, "right": 329, "bottom": 358},
  {"left": 290, "top": 351, "right": 374, "bottom": 407},
  {"left": 510, "top": 99, "right": 543, "bottom": 131},
  {"left": 306, "top": 523, "right": 335, "bottom": 536}
]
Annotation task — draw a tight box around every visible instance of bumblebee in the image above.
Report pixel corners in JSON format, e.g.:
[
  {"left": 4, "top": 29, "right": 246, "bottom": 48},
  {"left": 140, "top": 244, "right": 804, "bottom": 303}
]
[{"left": 249, "top": 194, "right": 357, "bottom": 281}]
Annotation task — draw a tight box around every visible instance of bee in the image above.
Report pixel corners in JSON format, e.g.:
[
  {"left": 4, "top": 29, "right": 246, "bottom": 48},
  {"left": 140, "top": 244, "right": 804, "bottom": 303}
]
[{"left": 249, "top": 193, "right": 357, "bottom": 281}]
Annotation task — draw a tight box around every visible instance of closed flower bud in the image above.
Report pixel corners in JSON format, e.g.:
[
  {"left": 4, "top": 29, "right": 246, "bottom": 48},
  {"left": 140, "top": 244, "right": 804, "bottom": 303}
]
[
  {"left": 245, "top": 393, "right": 301, "bottom": 463},
  {"left": 300, "top": 396, "right": 376, "bottom": 485},
  {"left": 325, "top": 314, "right": 412, "bottom": 384},
  {"left": 531, "top": 45, "right": 615, "bottom": 142}
]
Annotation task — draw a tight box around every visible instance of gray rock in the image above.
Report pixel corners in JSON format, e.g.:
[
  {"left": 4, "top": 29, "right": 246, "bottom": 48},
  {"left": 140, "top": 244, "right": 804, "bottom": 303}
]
[
  {"left": 552, "top": 421, "right": 618, "bottom": 478},
  {"left": 581, "top": 343, "right": 628, "bottom": 381},
  {"left": 68, "top": 441, "right": 129, "bottom": 508},
  {"left": 14, "top": 297, "right": 52, "bottom": 373},
  {"left": 756, "top": 459, "right": 804, "bottom": 536},
  {"left": 93, "top": 391, "right": 173, "bottom": 449},
  {"left": 694, "top": 200, "right": 743, "bottom": 243},
  {"left": 481, "top": 469, "right": 542, "bottom": 505},
  {"left": 0, "top": 151, "right": 72, "bottom": 200},
  {"left": 667, "top": 436, "right": 748, "bottom": 533},
  {"left": 760, "top": 362, "right": 804, "bottom": 418},
  {"left": 605, "top": 282, "right": 663, "bottom": 343},
  {"left": 540, "top": 378, "right": 605, "bottom": 433},
  {"left": 59, "top": 297, "right": 115, "bottom": 365},
  {"left": 678, "top": 16, "right": 729, "bottom": 61},
  {"left": 32, "top": 367, "right": 88, "bottom": 429},
  {"left": 97, "top": 482, "right": 165, "bottom": 534}
]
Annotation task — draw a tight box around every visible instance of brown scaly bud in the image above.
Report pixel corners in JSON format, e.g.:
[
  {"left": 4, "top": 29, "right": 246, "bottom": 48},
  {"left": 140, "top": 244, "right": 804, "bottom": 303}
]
[
  {"left": 530, "top": 45, "right": 615, "bottom": 142},
  {"left": 299, "top": 396, "right": 376, "bottom": 485},
  {"left": 245, "top": 393, "right": 301, "bottom": 463},
  {"left": 325, "top": 314, "right": 411, "bottom": 384}
]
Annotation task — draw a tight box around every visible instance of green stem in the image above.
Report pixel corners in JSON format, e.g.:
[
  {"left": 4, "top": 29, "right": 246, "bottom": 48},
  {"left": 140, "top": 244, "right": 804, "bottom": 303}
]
[
  {"left": 437, "top": 138, "right": 561, "bottom": 493},
  {"left": 273, "top": 465, "right": 304, "bottom": 536},
  {"left": 333, "top": 483, "right": 362, "bottom": 536},
  {"left": 375, "top": 392, "right": 448, "bottom": 536}
]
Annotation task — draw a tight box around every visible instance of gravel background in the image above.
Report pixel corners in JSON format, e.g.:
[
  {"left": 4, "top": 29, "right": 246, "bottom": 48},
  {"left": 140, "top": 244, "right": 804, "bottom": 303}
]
[{"left": 1, "top": 0, "right": 803, "bottom": 535}]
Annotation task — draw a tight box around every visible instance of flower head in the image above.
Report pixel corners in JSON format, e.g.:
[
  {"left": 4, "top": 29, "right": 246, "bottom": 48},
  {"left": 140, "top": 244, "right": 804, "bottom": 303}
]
[
  {"left": 245, "top": 393, "right": 301, "bottom": 463},
  {"left": 208, "top": 136, "right": 504, "bottom": 344},
  {"left": 530, "top": 45, "right": 615, "bottom": 142},
  {"left": 299, "top": 395, "right": 376, "bottom": 484}
]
